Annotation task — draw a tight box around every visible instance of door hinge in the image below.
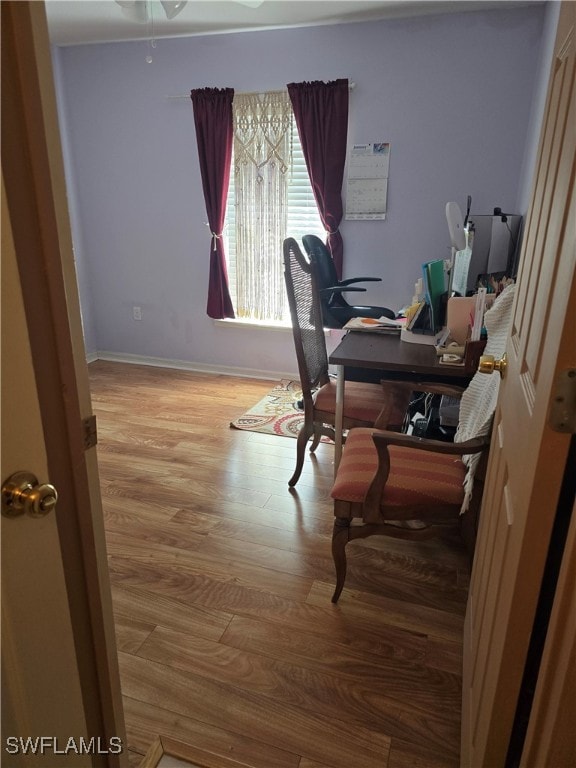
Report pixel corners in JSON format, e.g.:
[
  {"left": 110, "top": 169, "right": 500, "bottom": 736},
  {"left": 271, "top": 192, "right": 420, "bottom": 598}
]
[
  {"left": 549, "top": 369, "right": 576, "bottom": 434},
  {"left": 82, "top": 415, "right": 98, "bottom": 449}
]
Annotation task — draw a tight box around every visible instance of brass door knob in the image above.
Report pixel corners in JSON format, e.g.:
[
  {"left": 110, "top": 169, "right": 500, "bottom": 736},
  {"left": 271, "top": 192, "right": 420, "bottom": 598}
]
[
  {"left": 478, "top": 353, "right": 507, "bottom": 378},
  {"left": 2, "top": 471, "right": 58, "bottom": 518}
]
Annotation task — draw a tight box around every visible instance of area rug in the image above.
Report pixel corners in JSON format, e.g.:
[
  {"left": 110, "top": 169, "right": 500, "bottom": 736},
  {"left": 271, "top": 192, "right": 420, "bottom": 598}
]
[{"left": 230, "top": 379, "right": 305, "bottom": 438}]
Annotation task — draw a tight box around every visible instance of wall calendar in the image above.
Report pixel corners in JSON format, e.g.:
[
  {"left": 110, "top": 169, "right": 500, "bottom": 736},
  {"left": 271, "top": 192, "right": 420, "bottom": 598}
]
[{"left": 345, "top": 142, "right": 390, "bottom": 220}]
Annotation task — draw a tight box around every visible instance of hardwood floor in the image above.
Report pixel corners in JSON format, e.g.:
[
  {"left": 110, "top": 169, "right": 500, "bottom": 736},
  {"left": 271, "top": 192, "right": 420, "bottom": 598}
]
[{"left": 89, "top": 360, "right": 471, "bottom": 768}]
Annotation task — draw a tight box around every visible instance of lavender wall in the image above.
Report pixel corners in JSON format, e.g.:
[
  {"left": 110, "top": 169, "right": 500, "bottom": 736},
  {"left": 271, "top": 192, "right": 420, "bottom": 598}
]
[
  {"left": 516, "top": 0, "right": 561, "bottom": 215},
  {"left": 53, "top": 4, "right": 547, "bottom": 376}
]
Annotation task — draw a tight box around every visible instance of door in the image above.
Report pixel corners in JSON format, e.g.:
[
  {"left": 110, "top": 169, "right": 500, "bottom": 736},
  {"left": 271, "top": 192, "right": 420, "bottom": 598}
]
[
  {"left": 461, "top": 3, "right": 576, "bottom": 766},
  {"left": 519, "top": 496, "right": 576, "bottom": 767},
  {"left": 1, "top": 3, "right": 125, "bottom": 765}
]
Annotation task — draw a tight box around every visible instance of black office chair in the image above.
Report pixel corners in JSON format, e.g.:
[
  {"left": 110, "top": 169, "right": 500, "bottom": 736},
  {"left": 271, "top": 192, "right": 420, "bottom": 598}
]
[{"left": 302, "top": 234, "right": 395, "bottom": 329}]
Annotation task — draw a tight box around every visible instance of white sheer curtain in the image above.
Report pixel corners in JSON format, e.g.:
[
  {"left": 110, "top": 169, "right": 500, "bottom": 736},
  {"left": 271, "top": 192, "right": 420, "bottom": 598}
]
[{"left": 232, "top": 91, "right": 292, "bottom": 320}]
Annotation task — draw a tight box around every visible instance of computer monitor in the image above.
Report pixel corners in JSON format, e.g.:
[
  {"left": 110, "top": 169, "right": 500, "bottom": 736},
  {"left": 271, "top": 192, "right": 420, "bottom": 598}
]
[{"left": 463, "top": 214, "right": 522, "bottom": 294}]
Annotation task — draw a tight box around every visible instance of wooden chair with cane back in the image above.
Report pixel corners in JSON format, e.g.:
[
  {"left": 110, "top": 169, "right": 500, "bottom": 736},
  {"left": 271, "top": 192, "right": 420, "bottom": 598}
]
[{"left": 283, "top": 237, "right": 409, "bottom": 487}]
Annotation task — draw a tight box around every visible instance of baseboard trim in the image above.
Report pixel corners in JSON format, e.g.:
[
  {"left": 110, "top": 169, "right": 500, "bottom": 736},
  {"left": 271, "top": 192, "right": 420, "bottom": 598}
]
[{"left": 89, "top": 350, "right": 296, "bottom": 382}]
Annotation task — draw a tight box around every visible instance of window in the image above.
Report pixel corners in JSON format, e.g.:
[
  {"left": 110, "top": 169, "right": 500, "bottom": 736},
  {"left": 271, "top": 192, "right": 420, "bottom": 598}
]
[{"left": 223, "top": 92, "right": 324, "bottom": 323}]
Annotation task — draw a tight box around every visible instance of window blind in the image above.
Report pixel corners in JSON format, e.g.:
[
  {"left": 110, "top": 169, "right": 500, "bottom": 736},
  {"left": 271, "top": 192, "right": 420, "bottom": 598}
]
[{"left": 224, "top": 117, "right": 324, "bottom": 320}]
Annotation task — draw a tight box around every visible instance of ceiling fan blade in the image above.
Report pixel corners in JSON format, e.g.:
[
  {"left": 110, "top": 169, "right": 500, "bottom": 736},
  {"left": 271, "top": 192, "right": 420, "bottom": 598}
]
[
  {"left": 160, "top": 1, "right": 188, "bottom": 19},
  {"left": 115, "top": 1, "right": 188, "bottom": 23},
  {"left": 116, "top": 1, "right": 148, "bottom": 24}
]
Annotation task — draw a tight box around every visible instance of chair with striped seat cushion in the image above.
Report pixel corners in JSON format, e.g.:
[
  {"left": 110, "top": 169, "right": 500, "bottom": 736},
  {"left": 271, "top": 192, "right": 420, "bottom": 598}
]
[
  {"left": 330, "top": 425, "right": 489, "bottom": 603},
  {"left": 283, "top": 237, "right": 409, "bottom": 487},
  {"left": 332, "top": 428, "right": 467, "bottom": 507},
  {"left": 313, "top": 379, "right": 408, "bottom": 427},
  {"left": 328, "top": 285, "right": 515, "bottom": 602}
]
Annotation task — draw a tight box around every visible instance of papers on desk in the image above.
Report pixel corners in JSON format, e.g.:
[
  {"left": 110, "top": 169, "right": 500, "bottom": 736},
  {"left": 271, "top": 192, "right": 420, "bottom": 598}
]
[
  {"left": 452, "top": 245, "right": 472, "bottom": 297},
  {"left": 343, "top": 316, "right": 404, "bottom": 333},
  {"left": 470, "top": 288, "right": 487, "bottom": 340}
]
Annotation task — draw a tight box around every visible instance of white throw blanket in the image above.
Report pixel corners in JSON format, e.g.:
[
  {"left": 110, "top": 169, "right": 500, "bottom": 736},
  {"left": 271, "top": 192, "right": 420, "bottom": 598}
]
[{"left": 455, "top": 283, "right": 516, "bottom": 512}]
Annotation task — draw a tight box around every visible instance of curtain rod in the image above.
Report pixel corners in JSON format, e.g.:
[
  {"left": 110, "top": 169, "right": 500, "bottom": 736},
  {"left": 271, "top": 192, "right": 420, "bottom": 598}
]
[{"left": 166, "top": 82, "right": 355, "bottom": 100}]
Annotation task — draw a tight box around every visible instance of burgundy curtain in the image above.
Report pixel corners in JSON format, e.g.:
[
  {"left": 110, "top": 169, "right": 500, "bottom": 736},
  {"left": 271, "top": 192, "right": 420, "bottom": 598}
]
[
  {"left": 190, "top": 87, "right": 235, "bottom": 318},
  {"left": 287, "top": 79, "right": 348, "bottom": 279}
]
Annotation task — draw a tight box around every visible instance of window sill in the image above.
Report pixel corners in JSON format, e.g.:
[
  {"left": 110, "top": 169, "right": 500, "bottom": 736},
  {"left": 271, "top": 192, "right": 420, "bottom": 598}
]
[
  {"left": 213, "top": 318, "right": 293, "bottom": 332},
  {"left": 213, "top": 318, "right": 335, "bottom": 337}
]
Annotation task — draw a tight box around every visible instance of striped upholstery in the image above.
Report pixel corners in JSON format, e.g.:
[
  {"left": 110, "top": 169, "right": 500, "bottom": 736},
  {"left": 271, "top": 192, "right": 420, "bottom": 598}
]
[
  {"left": 314, "top": 380, "right": 404, "bottom": 425},
  {"left": 331, "top": 428, "right": 466, "bottom": 507}
]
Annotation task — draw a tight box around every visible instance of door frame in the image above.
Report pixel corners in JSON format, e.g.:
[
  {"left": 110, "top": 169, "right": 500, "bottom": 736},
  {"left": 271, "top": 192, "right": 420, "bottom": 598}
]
[{"left": 2, "top": 2, "right": 125, "bottom": 761}]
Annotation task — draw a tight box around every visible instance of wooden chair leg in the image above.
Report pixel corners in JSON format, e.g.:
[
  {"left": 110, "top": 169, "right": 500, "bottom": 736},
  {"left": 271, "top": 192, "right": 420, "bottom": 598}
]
[
  {"left": 309, "top": 425, "right": 322, "bottom": 452},
  {"left": 288, "top": 422, "right": 314, "bottom": 487},
  {"left": 331, "top": 517, "right": 351, "bottom": 603}
]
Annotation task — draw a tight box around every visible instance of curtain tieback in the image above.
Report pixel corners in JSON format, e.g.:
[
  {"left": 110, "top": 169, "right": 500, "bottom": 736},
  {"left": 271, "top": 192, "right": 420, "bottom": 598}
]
[
  {"left": 211, "top": 232, "right": 222, "bottom": 251},
  {"left": 326, "top": 229, "right": 339, "bottom": 236}
]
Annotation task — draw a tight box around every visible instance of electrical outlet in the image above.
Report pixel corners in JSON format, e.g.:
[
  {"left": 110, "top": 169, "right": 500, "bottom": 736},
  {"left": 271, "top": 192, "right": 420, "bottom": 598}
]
[{"left": 132, "top": 306, "right": 142, "bottom": 321}]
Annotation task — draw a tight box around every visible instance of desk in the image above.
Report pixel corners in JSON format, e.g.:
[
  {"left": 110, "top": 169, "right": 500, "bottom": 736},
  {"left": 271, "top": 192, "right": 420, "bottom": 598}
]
[{"left": 328, "top": 332, "right": 473, "bottom": 468}]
